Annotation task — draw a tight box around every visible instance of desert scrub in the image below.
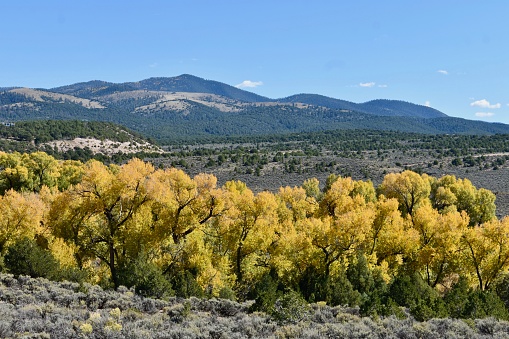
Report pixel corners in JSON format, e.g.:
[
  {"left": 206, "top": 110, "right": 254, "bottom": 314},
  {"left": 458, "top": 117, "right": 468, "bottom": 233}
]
[{"left": 271, "top": 290, "right": 310, "bottom": 324}]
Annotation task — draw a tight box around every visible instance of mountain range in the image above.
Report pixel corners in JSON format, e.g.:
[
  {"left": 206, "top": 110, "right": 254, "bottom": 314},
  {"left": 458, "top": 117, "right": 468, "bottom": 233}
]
[{"left": 1, "top": 74, "right": 509, "bottom": 143}]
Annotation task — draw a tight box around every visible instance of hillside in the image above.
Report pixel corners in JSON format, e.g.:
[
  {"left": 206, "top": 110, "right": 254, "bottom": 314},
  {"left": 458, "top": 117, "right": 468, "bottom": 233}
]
[
  {"left": 278, "top": 95, "right": 447, "bottom": 118},
  {"left": 2, "top": 74, "right": 509, "bottom": 142},
  {"left": 0, "top": 120, "right": 161, "bottom": 157}
]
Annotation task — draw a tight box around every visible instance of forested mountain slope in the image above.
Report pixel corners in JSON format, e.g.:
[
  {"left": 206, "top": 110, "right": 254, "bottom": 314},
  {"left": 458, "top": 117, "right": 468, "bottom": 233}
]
[{"left": 1, "top": 74, "right": 508, "bottom": 142}]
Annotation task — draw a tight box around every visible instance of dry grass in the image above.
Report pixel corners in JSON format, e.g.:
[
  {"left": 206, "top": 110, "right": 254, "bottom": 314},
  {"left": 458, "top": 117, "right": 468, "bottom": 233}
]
[{"left": 10, "top": 88, "right": 105, "bottom": 109}]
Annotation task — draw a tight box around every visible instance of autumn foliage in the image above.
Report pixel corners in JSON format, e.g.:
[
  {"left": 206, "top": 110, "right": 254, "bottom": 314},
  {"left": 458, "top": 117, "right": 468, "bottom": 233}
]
[{"left": 1, "top": 151, "right": 508, "bottom": 320}]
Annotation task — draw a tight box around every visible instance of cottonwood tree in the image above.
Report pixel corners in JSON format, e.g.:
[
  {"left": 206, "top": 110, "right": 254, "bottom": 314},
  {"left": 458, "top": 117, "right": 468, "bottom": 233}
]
[
  {"left": 368, "top": 195, "right": 417, "bottom": 274},
  {"left": 147, "top": 168, "right": 224, "bottom": 289},
  {"left": 410, "top": 203, "right": 469, "bottom": 287},
  {"left": 378, "top": 170, "right": 431, "bottom": 219},
  {"left": 0, "top": 190, "right": 45, "bottom": 253},
  {"left": 462, "top": 217, "right": 509, "bottom": 290},
  {"left": 149, "top": 168, "right": 222, "bottom": 245},
  {"left": 0, "top": 152, "right": 31, "bottom": 193},
  {"left": 48, "top": 158, "right": 155, "bottom": 288},
  {"left": 212, "top": 181, "right": 279, "bottom": 286},
  {"left": 431, "top": 175, "right": 496, "bottom": 226},
  {"left": 313, "top": 177, "right": 376, "bottom": 277}
]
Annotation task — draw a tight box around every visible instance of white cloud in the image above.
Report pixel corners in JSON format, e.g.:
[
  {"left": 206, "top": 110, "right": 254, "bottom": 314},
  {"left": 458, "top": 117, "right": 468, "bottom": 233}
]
[
  {"left": 235, "top": 80, "right": 263, "bottom": 88},
  {"left": 470, "top": 99, "right": 501, "bottom": 109},
  {"left": 424, "top": 101, "right": 431, "bottom": 107},
  {"left": 475, "top": 112, "right": 495, "bottom": 118},
  {"left": 149, "top": 62, "right": 159, "bottom": 68},
  {"left": 437, "top": 70, "right": 449, "bottom": 75},
  {"left": 360, "top": 82, "right": 376, "bottom": 88},
  {"left": 378, "top": 84, "right": 388, "bottom": 88}
]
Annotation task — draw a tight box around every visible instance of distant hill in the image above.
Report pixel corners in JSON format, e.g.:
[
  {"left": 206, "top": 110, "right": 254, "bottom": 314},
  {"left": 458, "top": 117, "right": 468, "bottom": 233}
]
[
  {"left": 279, "top": 95, "right": 446, "bottom": 119},
  {"left": 52, "top": 74, "right": 270, "bottom": 103},
  {"left": 359, "top": 99, "right": 447, "bottom": 118},
  {"left": 0, "top": 120, "right": 161, "bottom": 157},
  {"left": 51, "top": 80, "right": 114, "bottom": 98},
  {"left": 1, "top": 74, "right": 509, "bottom": 143}
]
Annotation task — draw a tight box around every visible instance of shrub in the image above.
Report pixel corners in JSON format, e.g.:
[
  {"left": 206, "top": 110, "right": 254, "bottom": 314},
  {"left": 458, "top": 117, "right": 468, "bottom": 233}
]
[
  {"left": 492, "top": 273, "right": 509, "bottom": 310},
  {"left": 170, "top": 270, "right": 204, "bottom": 299},
  {"left": 445, "top": 276, "right": 509, "bottom": 320},
  {"left": 299, "top": 267, "right": 360, "bottom": 306},
  {"left": 463, "top": 290, "right": 509, "bottom": 320},
  {"left": 387, "top": 272, "right": 447, "bottom": 321},
  {"left": 271, "top": 289, "right": 309, "bottom": 324},
  {"left": 249, "top": 271, "right": 280, "bottom": 313},
  {"left": 117, "top": 253, "right": 173, "bottom": 299},
  {"left": 4, "top": 238, "right": 59, "bottom": 279},
  {"left": 443, "top": 276, "right": 470, "bottom": 318}
]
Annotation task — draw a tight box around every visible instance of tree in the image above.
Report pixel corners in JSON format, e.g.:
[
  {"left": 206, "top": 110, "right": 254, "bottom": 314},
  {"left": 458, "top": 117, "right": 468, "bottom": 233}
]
[
  {"left": 277, "top": 185, "right": 317, "bottom": 224},
  {"left": 378, "top": 171, "right": 431, "bottom": 219},
  {"left": 23, "top": 151, "right": 60, "bottom": 192},
  {"left": 410, "top": 203, "right": 468, "bottom": 287},
  {"left": 0, "top": 152, "right": 31, "bottom": 193},
  {"left": 214, "top": 181, "right": 279, "bottom": 286},
  {"left": 313, "top": 177, "right": 376, "bottom": 277},
  {"left": 368, "top": 195, "right": 417, "bottom": 274},
  {"left": 149, "top": 168, "right": 222, "bottom": 245},
  {"left": 431, "top": 175, "right": 496, "bottom": 226},
  {"left": 48, "top": 158, "right": 155, "bottom": 288},
  {"left": 461, "top": 217, "right": 509, "bottom": 290},
  {"left": 0, "top": 190, "right": 45, "bottom": 254},
  {"left": 56, "top": 159, "right": 84, "bottom": 190}
]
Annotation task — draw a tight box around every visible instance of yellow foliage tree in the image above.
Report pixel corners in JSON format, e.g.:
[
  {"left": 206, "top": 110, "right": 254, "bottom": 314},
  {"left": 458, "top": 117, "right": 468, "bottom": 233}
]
[
  {"left": 368, "top": 195, "right": 417, "bottom": 274},
  {"left": 48, "top": 158, "right": 155, "bottom": 288},
  {"left": 213, "top": 181, "right": 279, "bottom": 285},
  {"left": 462, "top": 217, "right": 509, "bottom": 290},
  {"left": 378, "top": 170, "right": 431, "bottom": 218},
  {"left": 149, "top": 168, "right": 222, "bottom": 245},
  {"left": 313, "top": 177, "right": 376, "bottom": 276},
  {"left": 411, "top": 202, "right": 469, "bottom": 287},
  {"left": 0, "top": 152, "right": 32, "bottom": 193},
  {"left": 431, "top": 175, "right": 496, "bottom": 226},
  {"left": 0, "top": 190, "right": 46, "bottom": 253}
]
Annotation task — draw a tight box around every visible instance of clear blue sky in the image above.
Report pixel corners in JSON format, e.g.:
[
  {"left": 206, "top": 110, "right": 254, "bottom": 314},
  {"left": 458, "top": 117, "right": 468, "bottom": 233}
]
[{"left": 2, "top": 1, "right": 509, "bottom": 123}]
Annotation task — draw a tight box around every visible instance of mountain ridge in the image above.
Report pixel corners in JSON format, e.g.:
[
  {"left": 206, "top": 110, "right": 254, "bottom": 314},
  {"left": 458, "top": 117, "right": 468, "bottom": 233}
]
[{"left": 1, "top": 74, "right": 508, "bottom": 142}]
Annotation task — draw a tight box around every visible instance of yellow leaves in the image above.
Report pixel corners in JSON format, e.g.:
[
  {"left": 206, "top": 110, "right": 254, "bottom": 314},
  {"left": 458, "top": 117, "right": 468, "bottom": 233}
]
[
  {"left": 151, "top": 167, "right": 196, "bottom": 204},
  {"left": 410, "top": 203, "right": 469, "bottom": 286},
  {"left": 462, "top": 217, "right": 509, "bottom": 290},
  {"left": 49, "top": 237, "right": 77, "bottom": 268},
  {"left": 2, "top": 152, "right": 508, "bottom": 292},
  {"left": 194, "top": 172, "right": 217, "bottom": 193},
  {"left": 278, "top": 186, "right": 317, "bottom": 224},
  {"left": 379, "top": 170, "right": 431, "bottom": 217},
  {"left": 431, "top": 186, "right": 457, "bottom": 212},
  {"left": 117, "top": 158, "right": 154, "bottom": 193},
  {"left": 0, "top": 189, "right": 45, "bottom": 252},
  {"left": 57, "top": 160, "right": 84, "bottom": 190},
  {"left": 0, "top": 152, "right": 31, "bottom": 193},
  {"left": 79, "top": 160, "right": 114, "bottom": 196},
  {"left": 149, "top": 168, "right": 221, "bottom": 244},
  {"left": 319, "top": 176, "right": 355, "bottom": 217},
  {"left": 370, "top": 196, "right": 416, "bottom": 271},
  {"left": 213, "top": 183, "right": 279, "bottom": 283},
  {"left": 302, "top": 177, "right": 321, "bottom": 201},
  {"left": 23, "top": 151, "right": 60, "bottom": 191}
]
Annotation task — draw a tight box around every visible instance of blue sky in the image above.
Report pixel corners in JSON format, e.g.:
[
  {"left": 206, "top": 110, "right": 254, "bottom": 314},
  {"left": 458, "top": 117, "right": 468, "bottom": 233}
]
[{"left": 2, "top": 1, "right": 509, "bottom": 123}]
